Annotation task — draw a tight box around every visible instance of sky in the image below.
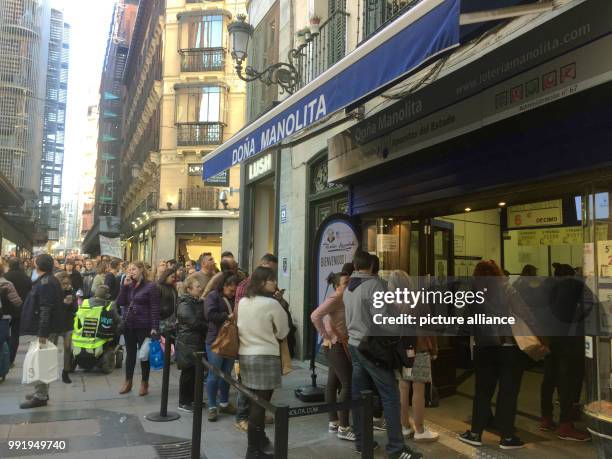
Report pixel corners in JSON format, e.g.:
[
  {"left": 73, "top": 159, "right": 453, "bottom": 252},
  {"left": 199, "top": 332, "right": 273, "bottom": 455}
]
[{"left": 56, "top": 0, "right": 116, "bottom": 200}]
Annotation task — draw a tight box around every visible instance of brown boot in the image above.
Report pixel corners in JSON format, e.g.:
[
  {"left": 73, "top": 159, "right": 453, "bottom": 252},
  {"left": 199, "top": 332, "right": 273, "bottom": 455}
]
[
  {"left": 119, "top": 380, "right": 132, "bottom": 394},
  {"left": 139, "top": 381, "right": 149, "bottom": 396}
]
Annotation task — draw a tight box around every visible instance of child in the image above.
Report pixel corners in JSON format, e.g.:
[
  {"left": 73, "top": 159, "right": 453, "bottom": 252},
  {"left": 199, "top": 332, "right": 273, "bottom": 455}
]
[{"left": 175, "top": 277, "right": 206, "bottom": 412}]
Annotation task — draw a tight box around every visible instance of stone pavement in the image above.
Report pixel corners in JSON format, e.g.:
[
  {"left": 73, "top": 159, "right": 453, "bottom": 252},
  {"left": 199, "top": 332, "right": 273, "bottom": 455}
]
[{"left": 0, "top": 340, "right": 597, "bottom": 459}]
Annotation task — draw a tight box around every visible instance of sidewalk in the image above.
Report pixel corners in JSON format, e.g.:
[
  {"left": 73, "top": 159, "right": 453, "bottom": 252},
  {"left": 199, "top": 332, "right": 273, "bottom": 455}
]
[{"left": 0, "top": 340, "right": 597, "bottom": 458}]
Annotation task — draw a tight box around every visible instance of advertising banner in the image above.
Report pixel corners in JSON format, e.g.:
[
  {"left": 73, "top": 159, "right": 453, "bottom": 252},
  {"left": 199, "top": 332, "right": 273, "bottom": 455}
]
[{"left": 99, "top": 235, "right": 122, "bottom": 259}]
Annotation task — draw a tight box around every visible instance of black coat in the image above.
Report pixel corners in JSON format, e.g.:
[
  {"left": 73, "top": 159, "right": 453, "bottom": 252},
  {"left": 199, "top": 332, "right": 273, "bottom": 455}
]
[
  {"left": 159, "top": 283, "right": 178, "bottom": 320},
  {"left": 4, "top": 268, "right": 32, "bottom": 313},
  {"left": 175, "top": 294, "right": 206, "bottom": 370},
  {"left": 60, "top": 289, "right": 78, "bottom": 333},
  {"left": 81, "top": 270, "right": 95, "bottom": 298},
  {"left": 68, "top": 270, "right": 83, "bottom": 292},
  {"left": 20, "top": 273, "right": 65, "bottom": 338}
]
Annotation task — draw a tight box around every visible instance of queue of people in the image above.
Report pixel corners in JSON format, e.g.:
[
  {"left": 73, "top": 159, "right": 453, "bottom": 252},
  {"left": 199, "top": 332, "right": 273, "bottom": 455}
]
[{"left": 0, "top": 247, "right": 593, "bottom": 459}]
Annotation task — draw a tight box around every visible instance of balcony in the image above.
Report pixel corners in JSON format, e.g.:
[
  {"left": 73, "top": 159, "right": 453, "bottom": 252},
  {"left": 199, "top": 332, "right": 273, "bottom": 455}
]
[
  {"left": 178, "top": 187, "right": 219, "bottom": 211},
  {"left": 176, "top": 122, "right": 223, "bottom": 146},
  {"left": 180, "top": 48, "right": 225, "bottom": 72},
  {"left": 363, "top": 0, "right": 422, "bottom": 40},
  {"left": 297, "top": 9, "right": 349, "bottom": 89}
]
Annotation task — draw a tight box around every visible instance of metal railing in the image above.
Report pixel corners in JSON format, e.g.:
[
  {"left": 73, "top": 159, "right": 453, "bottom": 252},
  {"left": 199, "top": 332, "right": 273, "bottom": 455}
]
[
  {"left": 178, "top": 186, "right": 219, "bottom": 211},
  {"left": 190, "top": 351, "right": 375, "bottom": 459},
  {"left": 179, "top": 48, "right": 225, "bottom": 72},
  {"left": 176, "top": 122, "right": 223, "bottom": 146},
  {"left": 297, "top": 10, "right": 349, "bottom": 89},
  {"left": 363, "top": 0, "right": 422, "bottom": 41}
]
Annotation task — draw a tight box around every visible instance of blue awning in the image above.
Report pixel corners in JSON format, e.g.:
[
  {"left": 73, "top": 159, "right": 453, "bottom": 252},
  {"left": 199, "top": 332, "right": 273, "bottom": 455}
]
[{"left": 202, "top": 0, "right": 460, "bottom": 179}]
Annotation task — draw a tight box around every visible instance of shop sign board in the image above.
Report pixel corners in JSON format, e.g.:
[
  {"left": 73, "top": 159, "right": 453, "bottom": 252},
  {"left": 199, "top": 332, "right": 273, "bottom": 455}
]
[
  {"left": 99, "top": 235, "right": 122, "bottom": 259},
  {"left": 329, "top": 0, "right": 612, "bottom": 181},
  {"left": 507, "top": 200, "right": 563, "bottom": 228},
  {"left": 247, "top": 153, "right": 273, "bottom": 183},
  {"left": 315, "top": 214, "right": 359, "bottom": 308},
  {"left": 202, "top": 0, "right": 460, "bottom": 179},
  {"left": 376, "top": 234, "right": 399, "bottom": 252}
]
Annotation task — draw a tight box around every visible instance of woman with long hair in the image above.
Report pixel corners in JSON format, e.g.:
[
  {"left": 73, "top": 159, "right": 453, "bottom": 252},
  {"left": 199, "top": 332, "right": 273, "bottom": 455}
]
[
  {"left": 91, "top": 261, "right": 108, "bottom": 296},
  {"left": 116, "top": 261, "right": 160, "bottom": 396},
  {"left": 204, "top": 272, "right": 240, "bottom": 421},
  {"left": 237, "top": 267, "right": 289, "bottom": 459},
  {"left": 388, "top": 270, "right": 439, "bottom": 442},
  {"left": 158, "top": 268, "right": 178, "bottom": 335},
  {"left": 310, "top": 271, "right": 355, "bottom": 441},
  {"left": 459, "top": 260, "right": 529, "bottom": 450}
]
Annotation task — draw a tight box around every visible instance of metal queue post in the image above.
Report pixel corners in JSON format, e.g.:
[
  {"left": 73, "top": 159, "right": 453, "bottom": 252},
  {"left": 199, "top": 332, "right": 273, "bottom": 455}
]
[
  {"left": 145, "top": 332, "right": 180, "bottom": 422},
  {"left": 190, "top": 351, "right": 375, "bottom": 459}
]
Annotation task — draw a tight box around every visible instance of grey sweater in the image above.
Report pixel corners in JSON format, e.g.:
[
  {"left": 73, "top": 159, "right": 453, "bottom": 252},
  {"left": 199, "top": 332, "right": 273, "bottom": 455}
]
[{"left": 343, "top": 272, "right": 387, "bottom": 347}]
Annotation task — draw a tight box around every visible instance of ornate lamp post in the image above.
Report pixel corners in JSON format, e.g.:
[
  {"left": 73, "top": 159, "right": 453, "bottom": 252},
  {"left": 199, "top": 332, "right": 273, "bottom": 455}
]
[{"left": 227, "top": 14, "right": 318, "bottom": 95}]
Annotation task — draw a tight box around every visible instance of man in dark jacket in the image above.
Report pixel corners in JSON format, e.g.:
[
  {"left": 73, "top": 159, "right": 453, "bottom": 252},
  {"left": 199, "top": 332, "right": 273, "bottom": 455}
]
[
  {"left": 65, "top": 260, "right": 83, "bottom": 293},
  {"left": 4, "top": 257, "right": 31, "bottom": 364},
  {"left": 19, "top": 254, "right": 64, "bottom": 409}
]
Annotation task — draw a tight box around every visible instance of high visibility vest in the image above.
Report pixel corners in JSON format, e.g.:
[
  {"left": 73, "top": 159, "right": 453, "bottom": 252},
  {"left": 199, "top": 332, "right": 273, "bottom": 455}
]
[{"left": 72, "top": 299, "right": 113, "bottom": 356}]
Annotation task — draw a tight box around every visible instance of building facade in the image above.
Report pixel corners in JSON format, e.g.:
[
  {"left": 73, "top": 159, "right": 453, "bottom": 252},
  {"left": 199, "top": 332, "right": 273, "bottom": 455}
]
[
  {"left": 39, "top": 7, "right": 70, "bottom": 242},
  {"left": 82, "top": 0, "right": 139, "bottom": 256},
  {"left": 120, "top": 0, "right": 246, "bottom": 265},
  {"left": 0, "top": 0, "right": 51, "bottom": 250}
]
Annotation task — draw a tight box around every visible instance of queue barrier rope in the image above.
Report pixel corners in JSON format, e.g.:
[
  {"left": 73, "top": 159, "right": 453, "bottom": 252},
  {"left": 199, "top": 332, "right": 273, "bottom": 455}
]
[{"left": 190, "top": 351, "right": 375, "bottom": 459}]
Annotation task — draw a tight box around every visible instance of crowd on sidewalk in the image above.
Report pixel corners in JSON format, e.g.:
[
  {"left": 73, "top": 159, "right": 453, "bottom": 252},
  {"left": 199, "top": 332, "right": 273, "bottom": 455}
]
[{"left": 0, "top": 249, "right": 594, "bottom": 459}]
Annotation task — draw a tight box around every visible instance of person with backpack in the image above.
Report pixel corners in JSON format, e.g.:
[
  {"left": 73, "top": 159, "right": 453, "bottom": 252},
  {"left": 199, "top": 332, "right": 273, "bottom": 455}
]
[
  {"left": 3, "top": 258, "right": 30, "bottom": 365},
  {"left": 104, "top": 259, "right": 121, "bottom": 301},
  {"left": 19, "top": 254, "right": 65, "bottom": 409},
  {"left": 344, "top": 250, "right": 421, "bottom": 459}
]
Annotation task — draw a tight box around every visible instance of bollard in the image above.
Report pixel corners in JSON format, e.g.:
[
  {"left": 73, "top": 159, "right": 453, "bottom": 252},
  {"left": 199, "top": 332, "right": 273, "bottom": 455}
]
[
  {"left": 361, "top": 390, "right": 374, "bottom": 459},
  {"left": 273, "top": 405, "right": 290, "bottom": 459},
  {"left": 145, "top": 334, "right": 180, "bottom": 422},
  {"left": 191, "top": 355, "right": 205, "bottom": 459}
]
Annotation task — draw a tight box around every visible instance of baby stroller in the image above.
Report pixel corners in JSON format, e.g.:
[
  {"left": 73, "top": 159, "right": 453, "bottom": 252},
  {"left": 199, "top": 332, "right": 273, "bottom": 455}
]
[{"left": 71, "top": 297, "right": 123, "bottom": 374}]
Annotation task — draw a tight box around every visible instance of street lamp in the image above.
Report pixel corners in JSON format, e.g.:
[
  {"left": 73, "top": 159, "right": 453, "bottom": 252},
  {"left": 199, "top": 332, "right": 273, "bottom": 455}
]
[{"left": 227, "top": 14, "right": 317, "bottom": 95}]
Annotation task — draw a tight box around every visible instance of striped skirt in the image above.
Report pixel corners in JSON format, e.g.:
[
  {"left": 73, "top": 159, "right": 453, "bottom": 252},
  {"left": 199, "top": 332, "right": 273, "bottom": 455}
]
[{"left": 239, "top": 355, "right": 282, "bottom": 390}]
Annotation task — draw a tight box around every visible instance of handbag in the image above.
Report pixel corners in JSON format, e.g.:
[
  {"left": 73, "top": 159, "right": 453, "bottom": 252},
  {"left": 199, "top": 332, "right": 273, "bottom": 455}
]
[
  {"left": 22, "top": 340, "right": 58, "bottom": 385},
  {"left": 358, "top": 336, "right": 402, "bottom": 370},
  {"left": 511, "top": 317, "right": 549, "bottom": 361},
  {"left": 210, "top": 297, "right": 239, "bottom": 358},
  {"left": 118, "top": 301, "right": 134, "bottom": 335}
]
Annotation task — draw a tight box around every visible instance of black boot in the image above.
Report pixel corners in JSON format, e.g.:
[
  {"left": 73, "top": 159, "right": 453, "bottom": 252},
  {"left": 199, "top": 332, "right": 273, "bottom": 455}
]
[
  {"left": 245, "top": 426, "right": 273, "bottom": 459},
  {"left": 62, "top": 370, "right": 72, "bottom": 384}
]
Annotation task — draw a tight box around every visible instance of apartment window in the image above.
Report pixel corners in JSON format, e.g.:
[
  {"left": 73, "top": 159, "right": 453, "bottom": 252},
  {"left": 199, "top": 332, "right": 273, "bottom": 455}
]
[
  {"left": 175, "top": 85, "right": 225, "bottom": 145},
  {"left": 179, "top": 14, "right": 223, "bottom": 50}
]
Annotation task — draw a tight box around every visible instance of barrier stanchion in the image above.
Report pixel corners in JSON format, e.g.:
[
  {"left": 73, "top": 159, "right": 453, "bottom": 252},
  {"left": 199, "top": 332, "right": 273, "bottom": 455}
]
[
  {"left": 273, "top": 404, "right": 290, "bottom": 459},
  {"left": 146, "top": 334, "right": 180, "bottom": 422},
  {"left": 191, "top": 353, "right": 205, "bottom": 459},
  {"left": 361, "top": 390, "right": 374, "bottom": 459}
]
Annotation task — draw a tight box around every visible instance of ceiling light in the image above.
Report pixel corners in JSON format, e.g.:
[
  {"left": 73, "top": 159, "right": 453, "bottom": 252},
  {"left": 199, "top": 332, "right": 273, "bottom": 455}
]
[
  {"left": 464, "top": 207, "right": 472, "bottom": 212},
  {"left": 498, "top": 202, "right": 506, "bottom": 207}
]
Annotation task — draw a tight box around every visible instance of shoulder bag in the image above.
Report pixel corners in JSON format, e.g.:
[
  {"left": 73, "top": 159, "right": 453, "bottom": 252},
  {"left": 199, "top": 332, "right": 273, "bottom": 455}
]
[{"left": 210, "top": 297, "right": 239, "bottom": 358}]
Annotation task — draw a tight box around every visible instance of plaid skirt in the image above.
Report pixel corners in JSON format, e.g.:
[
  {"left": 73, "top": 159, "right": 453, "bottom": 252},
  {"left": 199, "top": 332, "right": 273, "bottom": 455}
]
[
  {"left": 239, "top": 355, "right": 282, "bottom": 390},
  {"left": 396, "top": 352, "right": 432, "bottom": 383}
]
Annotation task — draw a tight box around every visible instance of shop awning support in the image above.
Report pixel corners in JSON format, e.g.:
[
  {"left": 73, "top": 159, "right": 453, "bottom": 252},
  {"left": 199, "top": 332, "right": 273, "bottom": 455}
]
[{"left": 459, "top": 1, "right": 554, "bottom": 25}]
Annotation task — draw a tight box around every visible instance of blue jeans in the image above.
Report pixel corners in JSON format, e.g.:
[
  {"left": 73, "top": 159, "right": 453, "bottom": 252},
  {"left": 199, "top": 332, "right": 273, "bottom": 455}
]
[
  {"left": 205, "top": 344, "right": 234, "bottom": 408},
  {"left": 349, "top": 345, "right": 405, "bottom": 455}
]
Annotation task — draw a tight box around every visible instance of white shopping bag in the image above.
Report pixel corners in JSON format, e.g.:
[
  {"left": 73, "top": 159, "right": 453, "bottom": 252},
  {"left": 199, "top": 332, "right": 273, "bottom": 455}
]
[
  {"left": 22, "top": 340, "right": 59, "bottom": 385},
  {"left": 138, "top": 337, "right": 151, "bottom": 361}
]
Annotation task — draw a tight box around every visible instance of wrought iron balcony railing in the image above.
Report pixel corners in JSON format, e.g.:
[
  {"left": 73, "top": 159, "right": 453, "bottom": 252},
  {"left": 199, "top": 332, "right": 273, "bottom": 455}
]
[
  {"left": 179, "top": 187, "right": 219, "bottom": 211},
  {"left": 180, "top": 48, "right": 225, "bottom": 72},
  {"left": 176, "top": 122, "right": 223, "bottom": 146}
]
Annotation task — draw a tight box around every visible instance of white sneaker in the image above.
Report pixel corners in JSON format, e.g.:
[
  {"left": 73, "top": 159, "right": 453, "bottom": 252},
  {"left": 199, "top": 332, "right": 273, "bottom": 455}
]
[
  {"left": 372, "top": 417, "right": 387, "bottom": 431},
  {"left": 328, "top": 421, "right": 339, "bottom": 432},
  {"left": 337, "top": 426, "right": 356, "bottom": 441},
  {"left": 413, "top": 428, "right": 439, "bottom": 443},
  {"left": 402, "top": 427, "right": 414, "bottom": 437}
]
